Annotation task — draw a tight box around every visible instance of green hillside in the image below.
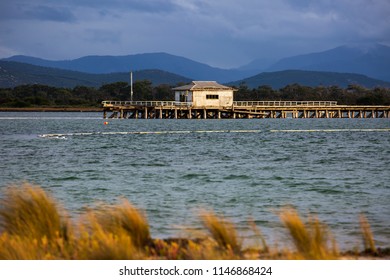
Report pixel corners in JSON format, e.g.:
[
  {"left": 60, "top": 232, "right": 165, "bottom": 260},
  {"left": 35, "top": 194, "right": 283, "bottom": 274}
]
[
  {"left": 0, "top": 61, "right": 191, "bottom": 88},
  {"left": 230, "top": 70, "right": 390, "bottom": 89}
]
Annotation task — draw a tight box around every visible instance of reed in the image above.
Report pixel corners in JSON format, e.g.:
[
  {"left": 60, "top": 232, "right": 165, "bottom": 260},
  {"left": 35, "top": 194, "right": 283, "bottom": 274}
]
[
  {"left": 248, "top": 219, "right": 269, "bottom": 253},
  {"left": 200, "top": 211, "right": 242, "bottom": 255},
  {"left": 74, "top": 218, "right": 141, "bottom": 260},
  {"left": 279, "top": 208, "right": 338, "bottom": 259},
  {"left": 85, "top": 200, "right": 151, "bottom": 249},
  {"left": 0, "top": 183, "right": 70, "bottom": 241},
  {"left": 359, "top": 214, "right": 377, "bottom": 254}
]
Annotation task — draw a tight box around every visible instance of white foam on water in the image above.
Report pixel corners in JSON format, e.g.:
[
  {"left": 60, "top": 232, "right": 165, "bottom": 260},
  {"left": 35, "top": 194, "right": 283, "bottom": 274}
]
[
  {"left": 270, "top": 128, "right": 390, "bottom": 133},
  {"left": 38, "top": 129, "right": 263, "bottom": 138},
  {"left": 38, "top": 128, "right": 390, "bottom": 138}
]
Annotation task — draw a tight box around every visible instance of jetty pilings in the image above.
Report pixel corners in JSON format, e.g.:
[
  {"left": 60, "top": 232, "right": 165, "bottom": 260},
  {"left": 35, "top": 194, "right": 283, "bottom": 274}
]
[{"left": 102, "top": 101, "right": 390, "bottom": 119}]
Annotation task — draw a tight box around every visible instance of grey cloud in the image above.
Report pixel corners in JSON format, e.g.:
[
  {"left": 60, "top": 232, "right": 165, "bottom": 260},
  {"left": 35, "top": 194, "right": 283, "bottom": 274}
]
[
  {"left": 0, "top": 2, "right": 76, "bottom": 22},
  {"left": 1, "top": 0, "right": 389, "bottom": 67},
  {"left": 0, "top": 0, "right": 178, "bottom": 22},
  {"left": 60, "top": 0, "right": 180, "bottom": 14},
  {"left": 24, "top": 5, "right": 76, "bottom": 22}
]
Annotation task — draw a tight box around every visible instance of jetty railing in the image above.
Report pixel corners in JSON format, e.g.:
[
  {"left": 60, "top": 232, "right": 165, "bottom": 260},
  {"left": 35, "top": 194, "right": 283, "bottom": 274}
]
[
  {"left": 233, "top": 101, "right": 338, "bottom": 107},
  {"left": 102, "top": 100, "right": 338, "bottom": 107},
  {"left": 102, "top": 101, "right": 192, "bottom": 107}
]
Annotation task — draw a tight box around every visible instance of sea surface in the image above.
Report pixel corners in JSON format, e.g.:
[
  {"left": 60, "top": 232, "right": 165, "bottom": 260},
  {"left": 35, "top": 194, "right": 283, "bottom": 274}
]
[{"left": 0, "top": 111, "right": 389, "bottom": 250}]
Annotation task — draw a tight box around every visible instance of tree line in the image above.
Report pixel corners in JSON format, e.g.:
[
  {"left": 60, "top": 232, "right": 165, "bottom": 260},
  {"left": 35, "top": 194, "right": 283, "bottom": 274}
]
[
  {"left": 235, "top": 83, "right": 390, "bottom": 105},
  {"left": 0, "top": 81, "right": 389, "bottom": 108},
  {"left": 0, "top": 81, "right": 173, "bottom": 108}
]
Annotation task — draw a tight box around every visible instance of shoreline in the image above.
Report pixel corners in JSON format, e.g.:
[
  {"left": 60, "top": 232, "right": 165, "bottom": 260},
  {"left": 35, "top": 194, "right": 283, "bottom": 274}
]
[{"left": 0, "top": 107, "right": 102, "bottom": 112}]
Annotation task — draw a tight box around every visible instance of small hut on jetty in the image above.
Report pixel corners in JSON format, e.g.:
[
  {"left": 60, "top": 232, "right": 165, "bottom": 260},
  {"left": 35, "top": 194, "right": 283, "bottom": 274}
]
[{"left": 173, "top": 81, "right": 235, "bottom": 107}]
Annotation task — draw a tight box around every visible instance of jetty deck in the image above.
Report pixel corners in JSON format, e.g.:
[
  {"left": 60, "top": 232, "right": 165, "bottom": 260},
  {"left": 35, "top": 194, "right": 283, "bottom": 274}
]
[{"left": 102, "top": 100, "right": 390, "bottom": 119}]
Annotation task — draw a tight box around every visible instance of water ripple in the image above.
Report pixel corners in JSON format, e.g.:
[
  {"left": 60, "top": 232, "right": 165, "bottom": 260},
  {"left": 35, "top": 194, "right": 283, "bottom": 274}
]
[{"left": 1, "top": 114, "right": 389, "bottom": 249}]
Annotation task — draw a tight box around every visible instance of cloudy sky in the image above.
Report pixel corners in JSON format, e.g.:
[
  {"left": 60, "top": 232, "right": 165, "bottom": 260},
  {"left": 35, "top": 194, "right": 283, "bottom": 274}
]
[{"left": 1, "top": 0, "right": 389, "bottom": 68}]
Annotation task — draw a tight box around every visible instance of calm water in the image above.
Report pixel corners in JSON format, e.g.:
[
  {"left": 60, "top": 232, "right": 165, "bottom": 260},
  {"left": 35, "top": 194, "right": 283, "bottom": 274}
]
[{"left": 1, "top": 111, "right": 389, "bottom": 249}]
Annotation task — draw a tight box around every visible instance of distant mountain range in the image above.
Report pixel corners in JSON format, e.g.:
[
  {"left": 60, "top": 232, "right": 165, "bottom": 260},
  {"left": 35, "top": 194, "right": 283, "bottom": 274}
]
[
  {"left": 0, "top": 61, "right": 191, "bottom": 88},
  {"left": 3, "top": 53, "right": 252, "bottom": 83},
  {"left": 1, "top": 43, "right": 390, "bottom": 89},
  {"left": 264, "top": 44, "right": 390, "bottom": 83},
  {"left": 1, "top": 60, "right": 388, "bottom": 89},
  {"left": 230, "top": 70, "right": 390, "bottom": 89}
]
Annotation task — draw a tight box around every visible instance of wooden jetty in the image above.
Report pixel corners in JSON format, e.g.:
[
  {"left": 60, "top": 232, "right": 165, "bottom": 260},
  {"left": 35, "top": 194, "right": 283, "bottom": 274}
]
[{"left": 102, "top": 100, "right": 390, "bottom": 119}]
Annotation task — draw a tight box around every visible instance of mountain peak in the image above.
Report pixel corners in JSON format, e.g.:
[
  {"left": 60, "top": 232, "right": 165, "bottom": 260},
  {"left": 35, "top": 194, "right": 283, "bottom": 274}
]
[
  {"left": 266, "top": 43, "right": 390, "bottom": 82},
  {"left": 342, "top": 42, "right": 389, "bottom": 52}
]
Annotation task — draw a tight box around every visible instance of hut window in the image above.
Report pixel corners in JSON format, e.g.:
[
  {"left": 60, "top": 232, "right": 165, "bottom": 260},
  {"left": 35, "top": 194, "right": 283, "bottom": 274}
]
[{"left": 206, "top": 94, "right": 219, "bottom": 99}]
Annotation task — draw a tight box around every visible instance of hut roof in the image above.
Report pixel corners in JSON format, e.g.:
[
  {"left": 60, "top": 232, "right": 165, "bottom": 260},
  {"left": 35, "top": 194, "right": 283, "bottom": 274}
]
[{"left": 173, "top": 81, "right": 234, "bottom": 91}]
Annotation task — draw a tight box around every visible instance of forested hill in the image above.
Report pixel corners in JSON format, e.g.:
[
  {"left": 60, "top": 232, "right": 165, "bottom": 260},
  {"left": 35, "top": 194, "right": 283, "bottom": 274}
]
[
  {"left": 265, "top": 44, "right": 390, "bottom": 82},
  {"left": 5, "top": 44, "right": 390, "bottom": 83},
  {"left": 230, "top": 70, "right": 390, "bottom": 89},
  {"left": 2, "top": 60, "right": 390, "bottom": 90},
  {"left": 0, "top": 61, "right": 191, "bottom": 88},
  {"left": 3, "top": 53, "right": 248, "bottom": 83}
]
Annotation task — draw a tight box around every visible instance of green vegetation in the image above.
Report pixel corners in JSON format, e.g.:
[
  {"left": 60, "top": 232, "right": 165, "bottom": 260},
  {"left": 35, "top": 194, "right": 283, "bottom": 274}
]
[
  {"left": 235, "top": 83, "right": 390, "bottom": 105},
  {"left": 0, "top": 81, "right": 175, "bottom": 108},
  {"left": 0, "top": 183, "right": 387, "bottom": 260},
  {"left": 1, "top": 81, "right": 389, "bottom": 108}
]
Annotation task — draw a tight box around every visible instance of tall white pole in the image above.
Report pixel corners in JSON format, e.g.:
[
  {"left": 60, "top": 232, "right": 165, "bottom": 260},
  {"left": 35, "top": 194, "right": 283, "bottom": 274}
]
[{"left": 130, "top": 71, "right": 133, "bottom": 101}]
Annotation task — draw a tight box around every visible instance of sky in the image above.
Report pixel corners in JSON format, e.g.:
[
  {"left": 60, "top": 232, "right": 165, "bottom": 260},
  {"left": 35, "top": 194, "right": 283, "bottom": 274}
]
[{"left": 1, "top": 0, "right": 390, "bottom": 68}]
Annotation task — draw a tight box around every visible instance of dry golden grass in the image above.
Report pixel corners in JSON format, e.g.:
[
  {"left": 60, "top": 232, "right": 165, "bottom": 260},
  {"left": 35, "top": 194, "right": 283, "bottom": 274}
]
[
  {"left": 279, "top": 208, "right": 338, "bottom": 259},
  {"left": 200, "top": 211, "right": 242, "bottom": 256},
  {"left": 74, "top": 220, "right": 142, "bottom": 260},
  {"left": 0, "top": 183, "right": 385, "bottom": 260},
  {"left": 0, "top": 183, "right": 70, "bottom": 241},
  {"left": 84, "top": 200, "right": 151, "bottom": 249},
  {"left": 359, "top": 214, "right": 377, "bottom": 254},
  {"left": 0, "top": 183, "right": 74, "bottom": 259}
]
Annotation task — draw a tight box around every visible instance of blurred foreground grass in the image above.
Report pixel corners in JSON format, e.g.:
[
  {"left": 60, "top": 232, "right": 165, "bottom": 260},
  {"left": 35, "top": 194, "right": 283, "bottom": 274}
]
[{"left": 0, "top": 183, "right": 387, "bottom": 260}]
